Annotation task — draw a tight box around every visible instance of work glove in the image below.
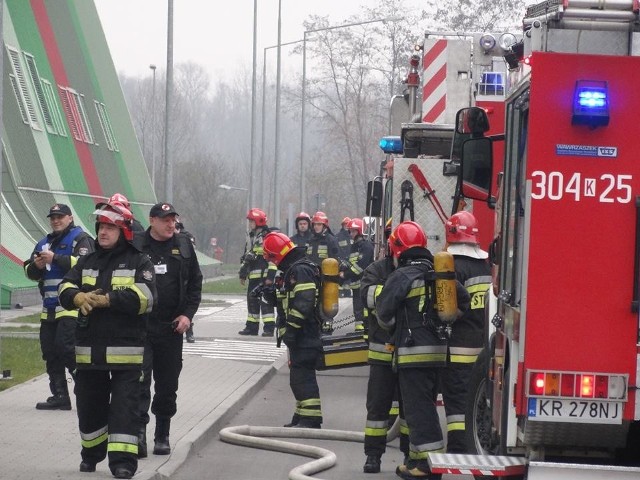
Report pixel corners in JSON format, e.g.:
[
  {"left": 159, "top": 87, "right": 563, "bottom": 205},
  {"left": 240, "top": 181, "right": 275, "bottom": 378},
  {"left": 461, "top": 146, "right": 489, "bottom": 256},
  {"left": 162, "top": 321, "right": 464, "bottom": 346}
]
[
  {"left": 73, "top": 292, "right": 93, "bottom": 316},
  {"left": 86, "top": 291, "right": 110, "bottom": 309}
]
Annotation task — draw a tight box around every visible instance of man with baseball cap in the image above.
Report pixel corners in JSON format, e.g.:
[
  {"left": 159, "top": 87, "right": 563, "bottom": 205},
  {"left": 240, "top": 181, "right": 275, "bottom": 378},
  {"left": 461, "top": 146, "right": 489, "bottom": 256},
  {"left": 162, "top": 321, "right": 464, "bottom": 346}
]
[
  {"left": 24, "top": 203, "right": 94, "bottom": 410},
  {"left": 133, "top": 202, "right": 202, "bottom": 457}
]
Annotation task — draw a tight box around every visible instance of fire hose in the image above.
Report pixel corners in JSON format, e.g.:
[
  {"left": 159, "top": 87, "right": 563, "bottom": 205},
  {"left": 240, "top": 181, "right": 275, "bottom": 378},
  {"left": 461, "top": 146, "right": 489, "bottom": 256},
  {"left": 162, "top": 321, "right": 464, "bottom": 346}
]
[{"left": 219, "top": 418, "right": 399, "bottom": 480}]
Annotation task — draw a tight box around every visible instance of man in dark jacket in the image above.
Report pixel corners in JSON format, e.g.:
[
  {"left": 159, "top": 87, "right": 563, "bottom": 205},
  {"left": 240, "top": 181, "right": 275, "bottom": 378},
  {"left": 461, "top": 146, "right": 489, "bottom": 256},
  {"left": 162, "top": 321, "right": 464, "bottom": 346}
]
[
  {"left": 376, "top": 221, "right": 469, "bottom": 480},
  {"left": 263, "top": 232, "right": 323, "bottom": 429},
  {"left": 133, "top": 203, "right": 203, "bottom": 458},
  {"left": 306, "top": 211, "right": 339, "bottom": 266},
  {"left": 290, "top": 211, "right": 312, "bottom": 247},
  {"left": 58, "top": 201, "right": 156, "bottom": 479},
  {"left": 24, "top": 203, "right": 94, "bottom": 411}
]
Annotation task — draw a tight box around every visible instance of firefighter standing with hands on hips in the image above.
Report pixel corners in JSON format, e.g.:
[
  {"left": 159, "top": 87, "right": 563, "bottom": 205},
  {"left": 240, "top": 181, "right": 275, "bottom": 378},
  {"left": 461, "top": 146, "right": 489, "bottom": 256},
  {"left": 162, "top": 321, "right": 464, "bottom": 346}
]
[
  {"left": 238, "top": 208, "right": 277, "bottom": 336},
  {"left": 24, "top": 203, "right": 94, "bottom": 411},
  {"left": 441, "top": 211, "right": 491, "bottom": 453},
  {"left": 290, "top": 211, "right": 312, "bottom": 247},
  {"left": 263, "top": 232, "right": 323, "bottom": 429},
  {"left": 360, "top": 219, "right": 410, "bottom": 474},
  {"left": 58, "top": 201, "right": 156, "bottom": 479},
  {"left": 133, "top": 203, "right": 203, "bottom": 458},
  {"left": 376, "top": 221, "right": 469, "bottom": 480},
  {"left": 339, "top": 218, "right": 374, "bottom": 334}
]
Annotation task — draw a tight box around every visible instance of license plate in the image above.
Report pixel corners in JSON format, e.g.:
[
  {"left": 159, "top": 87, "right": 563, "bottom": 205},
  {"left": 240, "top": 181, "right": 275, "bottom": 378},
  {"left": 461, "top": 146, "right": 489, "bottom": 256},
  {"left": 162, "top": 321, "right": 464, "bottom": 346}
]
[{"left": 527, "top": 398, "right": 623, "bottom": 424}]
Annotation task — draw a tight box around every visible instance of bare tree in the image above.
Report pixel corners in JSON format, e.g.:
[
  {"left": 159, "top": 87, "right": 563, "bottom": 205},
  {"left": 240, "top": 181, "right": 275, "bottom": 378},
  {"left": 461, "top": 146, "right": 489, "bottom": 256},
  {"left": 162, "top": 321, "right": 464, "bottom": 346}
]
[{"left": 425, "top": 0, "right": 527, "bottom": 32}]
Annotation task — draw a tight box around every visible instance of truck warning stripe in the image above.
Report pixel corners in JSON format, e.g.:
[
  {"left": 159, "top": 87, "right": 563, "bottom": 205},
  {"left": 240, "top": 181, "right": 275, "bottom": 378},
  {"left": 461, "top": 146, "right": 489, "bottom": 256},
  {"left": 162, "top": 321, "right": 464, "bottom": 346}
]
[{"left": 422, "top": 39, "right": 448, "bottom": 123}]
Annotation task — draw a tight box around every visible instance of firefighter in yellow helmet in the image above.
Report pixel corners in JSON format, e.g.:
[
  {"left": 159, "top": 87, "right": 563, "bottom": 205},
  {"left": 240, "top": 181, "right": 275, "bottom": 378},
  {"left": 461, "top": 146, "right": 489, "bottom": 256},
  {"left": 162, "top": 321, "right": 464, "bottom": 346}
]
[
  {"left": 58, "top": 201, "right": 156, "bottom": 479},
  {"left": 263, "top": 232, "right": 323, "bottom": 428}
]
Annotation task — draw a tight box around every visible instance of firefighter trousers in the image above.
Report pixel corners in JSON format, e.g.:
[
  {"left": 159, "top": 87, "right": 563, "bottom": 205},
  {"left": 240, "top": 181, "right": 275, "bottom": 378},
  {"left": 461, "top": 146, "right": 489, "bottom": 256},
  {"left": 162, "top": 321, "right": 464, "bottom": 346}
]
[
  {"left": 351, "top": 287, "right": 365, "bottom": 328},
  {"left": 40, "top": 316, "right": 76, "bottom": 377},
  {"left": 245, "top": 279, "right": 275, "bottom": 333},
  {"left": 75, "top": 369, "right": 141, "bottom": 474},
  {"left": 140, "top": 333, "right": 183, "bottom": 425},
  {"left": 440, "top": 362, "right": 473, "bottom": 453},
  {"left": 289, "top": 346, "right": 322, "bottom": 425},
  {"left": 364, "top": 362, "right": 409, "bottom": 457},
  {"left": 398, "top": 366, "right": 444, "bottom": 470}
]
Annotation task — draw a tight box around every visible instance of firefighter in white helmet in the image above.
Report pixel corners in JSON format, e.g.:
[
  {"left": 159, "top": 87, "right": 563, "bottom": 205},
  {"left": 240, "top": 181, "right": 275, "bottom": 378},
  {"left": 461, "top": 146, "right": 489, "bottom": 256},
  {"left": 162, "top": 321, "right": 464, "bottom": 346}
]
[
  {"left": 376, "top": 221, "right": 469, "bottom": 480},
  {"left": 442, "top": 211, "right": 491, "bottom": 453}
]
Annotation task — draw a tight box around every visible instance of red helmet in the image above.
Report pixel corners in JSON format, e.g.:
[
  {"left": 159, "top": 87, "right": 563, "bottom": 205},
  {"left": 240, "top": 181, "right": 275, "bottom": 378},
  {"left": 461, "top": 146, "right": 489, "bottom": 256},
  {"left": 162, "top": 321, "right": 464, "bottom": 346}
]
[
  {"left": 388, "top": 221, "right": 427, "bottom": 258},
  {"left": 295, "top": 211, "right": 311, "bottom": 227},
  {"left": 109, "top": 193, "right": 131, "bottom": 209},
  {"left": 341, "top": 216, "right": 351, "bottom": 227},
  {"left": 347, "top": 218, "right": 364, "bottom": 236},
  {"left": 262, "top": 232, "right": 295, "bottom": 266},
  {"left": 246, "top": 208, "right": 267, "bottom": 227},
  {"left": 446, "top": 211, "right": 479, "bottom": 244},
  {"left": 94, "top": 202, "right": 134, "bottom": 241},
  {"left": 312, "top": 211, "right": 329, "bottom": 226}
]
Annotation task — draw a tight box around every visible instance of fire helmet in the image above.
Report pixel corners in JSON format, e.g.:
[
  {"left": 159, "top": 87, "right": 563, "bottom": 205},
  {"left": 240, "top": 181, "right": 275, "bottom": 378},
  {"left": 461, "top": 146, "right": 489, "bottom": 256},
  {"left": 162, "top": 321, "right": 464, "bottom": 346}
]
[
  {"left": 312, "top": 211, "right": 329, "bottom": 226},
  {"left": 295, "top": 211, "right": 311, "bottom": 228},
  {"left": 262, "top": 232, "right": 295, "bottom": 266},
  {"left": 446, "top": 211, "right": 479, "bottom": 244},
  {"left": 341, "top": 217, "right": 351, "bottom": 227},
  {"left": 347, "top": 218, "right": 364, "bottom": 236},
  {"left": 94, "top": 202, "right": 134, "bottom": 241},
  {"left": 109, "top": 193, "right": 131, "bottom": 209},
  {"left": 388, "top": 221, "right": 427, "bottom": 258},
  {"left": 247, "top": 208, "right": 267, "bottom": 227}
]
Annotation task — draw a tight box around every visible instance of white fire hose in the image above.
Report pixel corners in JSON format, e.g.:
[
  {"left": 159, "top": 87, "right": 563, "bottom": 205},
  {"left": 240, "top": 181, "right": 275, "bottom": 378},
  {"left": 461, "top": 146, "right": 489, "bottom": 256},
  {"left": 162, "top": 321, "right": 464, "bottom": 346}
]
[{"left": 219, "top": 419, "right": 399, "bottom": 480}]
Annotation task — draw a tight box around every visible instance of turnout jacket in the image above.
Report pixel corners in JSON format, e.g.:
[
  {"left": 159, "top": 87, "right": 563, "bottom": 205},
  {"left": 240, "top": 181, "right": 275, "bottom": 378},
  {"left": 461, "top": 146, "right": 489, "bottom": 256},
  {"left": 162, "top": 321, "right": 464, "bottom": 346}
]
[
  {"left": 58, "top": 239, "right": 156, "bottom": 370},
  {"left": 341, "top": 235, "right": 374, "bottom": 290},
  {"left": 24, "top": 223, "right": 94, "bottom": 321},
  {"left": 239, "top": 226, "right": 277, "bottom": 283},
  {"left": 132, "top": 230, "right": 203, "bottom": 335},
  {"left": 275, "top": 248, "right": 322, "bottom": 349},
  {"left": 376, "top": 248, "right": 470, "bottom": 369},
  {"left": 360, "top": 257, "right": 395, "bottom": 365},
  {"left": 307, "top": 227, "right": 339, "bottom": 266},
  {"left": 335, "top": 227, "right": 352, "bottom": 261},
  {"left": 448, "top": 254, "right": 491, "bottom": 364}
]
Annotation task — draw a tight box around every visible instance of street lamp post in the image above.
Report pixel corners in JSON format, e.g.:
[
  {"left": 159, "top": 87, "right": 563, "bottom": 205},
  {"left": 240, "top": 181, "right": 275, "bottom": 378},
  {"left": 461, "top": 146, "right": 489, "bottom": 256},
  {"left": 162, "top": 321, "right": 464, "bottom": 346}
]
[
  {"left": 164, "top": 0, "right": 174, "bottom": 203},
  {"left": 299, "top": 16, "right": 403, "bottom": 212},
  {"left": 149, "top": 64, "right": 157, "bottom": 190},
  {"left": 273, "top": 0, "right": 283, "bottom": 229},
  {"left": 218, "top": 184, "right": 249, "bottom": 213}
]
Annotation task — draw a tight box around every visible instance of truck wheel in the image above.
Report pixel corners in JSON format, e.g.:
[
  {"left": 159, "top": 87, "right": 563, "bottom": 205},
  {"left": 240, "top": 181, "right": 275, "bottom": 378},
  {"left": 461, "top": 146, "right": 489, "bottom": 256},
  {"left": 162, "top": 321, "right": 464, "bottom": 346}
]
[{"left": 464, "top": 348, "right": 499, "bottom": 456}]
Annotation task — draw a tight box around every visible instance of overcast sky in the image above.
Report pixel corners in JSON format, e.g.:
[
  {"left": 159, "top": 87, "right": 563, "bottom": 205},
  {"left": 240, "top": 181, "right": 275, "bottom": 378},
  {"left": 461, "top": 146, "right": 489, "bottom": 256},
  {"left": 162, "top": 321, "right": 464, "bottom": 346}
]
[{"left": 93, "top": 0, "right": 426, "bottom": 81}]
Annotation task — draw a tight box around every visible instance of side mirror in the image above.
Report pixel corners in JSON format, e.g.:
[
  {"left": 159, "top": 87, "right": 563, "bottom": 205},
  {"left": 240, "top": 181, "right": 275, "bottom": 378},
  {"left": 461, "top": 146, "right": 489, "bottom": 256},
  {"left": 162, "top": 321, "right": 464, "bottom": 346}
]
[
  {"left": 461, "top": 137, "right": 492, "bottom": 202},
  {"left": 366, "top": 180, "right": 383, "bottom": 217},
  {"left": 455, "top": 107, "right": 490, "bottom": 136}
]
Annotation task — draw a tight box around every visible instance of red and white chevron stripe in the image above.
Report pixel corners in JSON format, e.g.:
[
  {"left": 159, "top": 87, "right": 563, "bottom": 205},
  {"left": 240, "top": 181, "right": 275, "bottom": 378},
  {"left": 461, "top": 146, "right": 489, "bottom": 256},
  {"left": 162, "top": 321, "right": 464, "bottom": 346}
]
[{"left": 422, "top": 38, "right": 448, "bottom": 123}]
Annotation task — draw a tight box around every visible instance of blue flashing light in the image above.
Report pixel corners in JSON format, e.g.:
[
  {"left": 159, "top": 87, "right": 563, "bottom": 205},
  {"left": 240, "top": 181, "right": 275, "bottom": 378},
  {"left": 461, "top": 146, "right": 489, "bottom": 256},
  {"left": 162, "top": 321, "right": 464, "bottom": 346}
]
[
  {"left": 379, "top": 136, "right": 403, "bottom": 154},
  {"left": 572, "top": 80, "right": 609, "bottom": 128}
]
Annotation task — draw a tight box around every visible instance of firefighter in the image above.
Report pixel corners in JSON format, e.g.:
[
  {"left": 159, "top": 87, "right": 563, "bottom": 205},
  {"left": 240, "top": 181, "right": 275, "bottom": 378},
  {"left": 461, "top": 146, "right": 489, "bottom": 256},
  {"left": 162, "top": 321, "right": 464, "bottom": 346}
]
[
  {"left": 134, "top": 203, "right": 203, "bottom": 458},
  {"left": 340, "top": 218, "right": 374, "bottom": 333},
  {"left": 109, "top": 193, "right": 145, "bottom": 232},
  {"left": 58, "top": 202, "right": 156, "bottom": 479},
  {"left": 442, "top": 211, "right": 491, "bottom": 453},
  {"left": 336, "top": 216, "right": 352, "bottom": 297},
  {"left": 306, "top": 211, "right": 339, "bottom": 266},
  {"left": 238, "top": 208, "right": 277, "bottom": 336},
  {"left": 376, "top": 221, "right": 469, "bottom": 480},
  {"left": 24, "top": 203, "right": 94, "bottom": 410},
  {"left": 290, "top": 211, "right": 312, "bottom": 247},
  {"left": 263, "top": 232, "right": 323, "bottom": 429},
  {"left": 360, "top": 220, "right": 410, "bottom": 474}
]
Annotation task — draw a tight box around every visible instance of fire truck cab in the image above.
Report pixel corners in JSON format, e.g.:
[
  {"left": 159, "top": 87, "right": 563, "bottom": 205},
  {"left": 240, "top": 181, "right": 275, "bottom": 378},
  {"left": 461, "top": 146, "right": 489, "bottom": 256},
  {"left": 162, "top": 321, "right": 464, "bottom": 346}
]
[{"left": 430, "top": 1, "right": 640, "bottom": 478}]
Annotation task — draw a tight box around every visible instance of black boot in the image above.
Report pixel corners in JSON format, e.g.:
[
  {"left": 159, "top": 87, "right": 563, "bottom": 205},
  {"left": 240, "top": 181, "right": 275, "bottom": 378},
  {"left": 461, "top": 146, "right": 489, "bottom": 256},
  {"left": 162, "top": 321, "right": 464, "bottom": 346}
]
[
  {"left": 238, "top": 325, "right": 258, "bottom": 336},
  {"left": 363, "top": 455, "right": 381, "bottom": 473},
  {"left": 36, "top": 375, "right": 71, "bottom": 410},
  {"left": 153, "top": 418, "right": 171, "bottom": 455},
  {"left": 262, "top": 325, "right": 274, "bottom": 337},
  {"left": 283, "top": 413, "right": 300, "bottom": 427},
  {"left": 296, "top": 418, "right": 322, "bottom": 429},
  {"left": 138, "top": 426, "right": 147, "bottom": 458}
]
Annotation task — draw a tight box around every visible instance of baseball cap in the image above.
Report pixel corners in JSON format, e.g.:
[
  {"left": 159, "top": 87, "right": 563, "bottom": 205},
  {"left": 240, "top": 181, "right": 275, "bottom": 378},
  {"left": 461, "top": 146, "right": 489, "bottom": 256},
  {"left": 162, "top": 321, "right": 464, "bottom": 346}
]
[
  {"left": 150, "top": 202, "right": 179, "bottom": 218},
  {"left": 47, "top": 203, "right": 72, "bottom": 217}
]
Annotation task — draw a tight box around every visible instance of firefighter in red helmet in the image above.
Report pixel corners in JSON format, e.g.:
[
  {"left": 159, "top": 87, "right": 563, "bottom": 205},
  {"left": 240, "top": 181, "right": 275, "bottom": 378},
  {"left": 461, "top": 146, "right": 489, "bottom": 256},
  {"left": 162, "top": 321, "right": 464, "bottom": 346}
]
[
  {"left": 307, "top": 211, "right": 339, "bottom": 266},
  {"left": 108, "top": 193, "right": 144, "bottom": 232},
  {"left": 263, "top": 232, "right": 323, "bottom": 428},
  {"left": 291, "top": 211, "right": 312, "bottom": 247},
  {"left": 335, "top": 216, "right": 352, "bottom": 298},
  {"left": 376, "top": 221, "right": 469, "bottom": 479},
  {"left": 58, "top": 201, "right": 156, "bottom": 479},
  {"left": 238, "top": 208, "right": 277, "bottom": 336},
  {"left": 339, "top": 218, "right": 374, "bottom": 333},
  {"left": 441, "top": 211, "right": 490, "bottom": 454}
]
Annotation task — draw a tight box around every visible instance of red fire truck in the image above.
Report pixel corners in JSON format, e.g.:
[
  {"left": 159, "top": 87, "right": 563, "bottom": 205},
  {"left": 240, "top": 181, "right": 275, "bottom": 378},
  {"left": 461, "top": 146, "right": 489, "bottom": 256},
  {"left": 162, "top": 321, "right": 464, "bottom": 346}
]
[{"left": 429, "top": 0, "right": 640, "bottom": 478}]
